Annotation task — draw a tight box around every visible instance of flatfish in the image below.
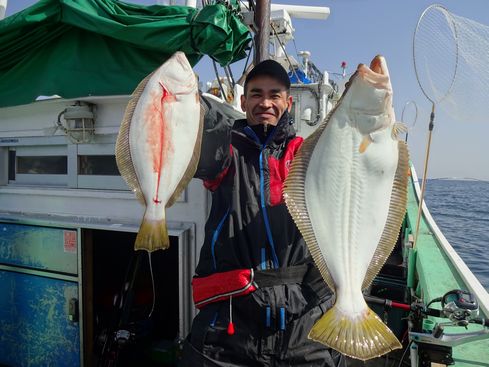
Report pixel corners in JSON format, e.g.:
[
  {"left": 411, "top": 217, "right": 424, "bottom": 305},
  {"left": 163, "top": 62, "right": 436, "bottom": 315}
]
[
  {"left": 116, "top": 52, "right": 202, "bottom": 252},
  {"left": 283, "top": 55, "right": 409, "bottom": 360}
]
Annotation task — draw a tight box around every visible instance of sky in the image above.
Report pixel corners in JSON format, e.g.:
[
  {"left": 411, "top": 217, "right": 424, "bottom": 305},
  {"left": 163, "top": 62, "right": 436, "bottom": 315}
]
[{"left": 3, "top": 0, "right": 489, "bottom": 181}]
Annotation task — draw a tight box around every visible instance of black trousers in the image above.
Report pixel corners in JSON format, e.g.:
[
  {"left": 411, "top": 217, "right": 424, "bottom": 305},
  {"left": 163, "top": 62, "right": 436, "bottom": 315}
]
[{"left": 180, "top": 286, "right": 347, "bottom": 367}]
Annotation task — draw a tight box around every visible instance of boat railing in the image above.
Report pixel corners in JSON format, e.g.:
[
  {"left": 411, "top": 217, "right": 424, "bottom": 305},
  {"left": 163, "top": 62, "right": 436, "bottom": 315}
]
[{"left": 410, "top": 164, "right": 489, "bottom": 317}]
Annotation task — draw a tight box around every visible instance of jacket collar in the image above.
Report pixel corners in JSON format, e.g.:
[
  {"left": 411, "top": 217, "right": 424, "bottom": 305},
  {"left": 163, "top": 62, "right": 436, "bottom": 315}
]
[{"left": 232, "top": 111, "right": 296, "bottom": 148}]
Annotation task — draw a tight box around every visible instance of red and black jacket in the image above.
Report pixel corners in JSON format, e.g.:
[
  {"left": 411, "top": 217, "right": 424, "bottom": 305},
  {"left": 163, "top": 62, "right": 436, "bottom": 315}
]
[
  {"left": 194, "top": 96, "right": 328, "bottom": 305},
  {"left": 180, "top": 96, "right": 342, "bottom": 366}
]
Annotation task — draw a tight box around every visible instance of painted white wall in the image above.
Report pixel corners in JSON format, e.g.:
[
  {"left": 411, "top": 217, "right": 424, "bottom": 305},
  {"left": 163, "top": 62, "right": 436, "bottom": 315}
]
[{"left": 0, "top": 96, "right": 210, "bottom": 257}]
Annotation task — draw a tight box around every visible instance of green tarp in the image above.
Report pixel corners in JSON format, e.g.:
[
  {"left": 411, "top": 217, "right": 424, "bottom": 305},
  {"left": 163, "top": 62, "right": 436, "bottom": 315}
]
[{"left": 0, "top": 0, "right": 250, "bottom": 108}]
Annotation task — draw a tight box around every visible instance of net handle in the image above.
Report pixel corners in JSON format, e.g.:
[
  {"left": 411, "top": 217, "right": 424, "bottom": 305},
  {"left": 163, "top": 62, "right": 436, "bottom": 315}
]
[{"left": 413, "top": 103, "right": 436, "bottom": 249}]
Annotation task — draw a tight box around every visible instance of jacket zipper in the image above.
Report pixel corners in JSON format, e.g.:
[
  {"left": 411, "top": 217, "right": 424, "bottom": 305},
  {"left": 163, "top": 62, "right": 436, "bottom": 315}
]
[
  {"left": 211, "top": 207, "right": 231, "bottom": 271},
  {"left": 244, "top": 126, "right": 280, "bottom": 269}
]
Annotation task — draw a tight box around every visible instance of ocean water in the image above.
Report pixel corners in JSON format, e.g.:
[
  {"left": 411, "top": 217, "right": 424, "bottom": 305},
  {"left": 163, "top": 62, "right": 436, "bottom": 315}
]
[{"left": 423, "top": 179, "right": 489, "bottom": 292}]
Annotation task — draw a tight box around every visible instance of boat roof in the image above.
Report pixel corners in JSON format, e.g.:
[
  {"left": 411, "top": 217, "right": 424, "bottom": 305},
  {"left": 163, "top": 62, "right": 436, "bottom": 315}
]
[{"left": 0, "top": 0, "right": 250, "bottom": 108}]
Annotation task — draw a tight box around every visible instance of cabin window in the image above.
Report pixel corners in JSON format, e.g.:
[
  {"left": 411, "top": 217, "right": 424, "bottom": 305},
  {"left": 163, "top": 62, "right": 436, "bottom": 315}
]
[
  {"left": 76, "top": 144, "right": 127, "bottom": 190},
  {"left": 8, "top": 150, "right": 15, "bottom": 181},
  {"left": 3, "top": 140, "right": 186, "bottom": 195},
  {"left": 17, "top": 156, "right": 67, "bottom": 174},
  {"left": 5, "top": 143, "right": 126, "bottom": 189},
  {"left": 78, "top": 155, "right": 119, "bottom": 176},
  {"left": 9, "top": 146, "right": 68, "bottom": 186}
]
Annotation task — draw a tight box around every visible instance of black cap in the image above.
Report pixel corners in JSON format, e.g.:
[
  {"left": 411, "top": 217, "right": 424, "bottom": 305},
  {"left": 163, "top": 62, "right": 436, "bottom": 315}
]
[{"left": 244, "top": 59, "right": 291, "bottom": 91}]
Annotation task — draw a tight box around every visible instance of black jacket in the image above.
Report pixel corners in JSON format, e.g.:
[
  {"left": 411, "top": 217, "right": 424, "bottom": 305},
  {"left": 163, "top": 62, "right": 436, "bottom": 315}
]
[
  {"left": 195, "top": 95, "right": 329, "bottom": 299},
  {"left": 180, "top": 95, "right": 342, "bottom": 366}
]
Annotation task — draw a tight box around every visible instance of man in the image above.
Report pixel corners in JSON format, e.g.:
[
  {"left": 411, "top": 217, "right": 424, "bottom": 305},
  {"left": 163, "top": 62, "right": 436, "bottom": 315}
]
[{"left": 180, "top": 60, "right": 345, "bottom": 366}]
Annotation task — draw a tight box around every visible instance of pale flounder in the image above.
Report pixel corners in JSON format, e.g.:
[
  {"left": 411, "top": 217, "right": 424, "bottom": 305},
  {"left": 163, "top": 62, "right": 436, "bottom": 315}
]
[
  {"left": 116, "top": 52, "right": 202, "bottom": 252},
  {"left": 283, "top": 55, "right": 409, "bottom": 360}
]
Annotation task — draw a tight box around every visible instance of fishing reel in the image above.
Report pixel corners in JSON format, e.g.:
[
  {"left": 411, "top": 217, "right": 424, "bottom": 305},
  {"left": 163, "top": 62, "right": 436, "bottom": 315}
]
[
  {"left": 407, "top": 290, "right": 489, "bottom": 367},
  {"left": 409, "top": 289, "right": 488, "bottom": 348},
  {"left": 426, "top": 289, "right": 480, "bottom": 341},
  {"left": 440, "top": 289, "right": 479, "bottom": 322}
]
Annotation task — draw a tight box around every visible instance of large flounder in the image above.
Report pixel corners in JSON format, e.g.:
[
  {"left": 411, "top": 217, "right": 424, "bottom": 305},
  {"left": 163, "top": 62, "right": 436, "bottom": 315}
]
[
  {"left": 116, "top": 52, "right": 202, "bottom": 252},
  {"left": 283, "top": 55, "right": 409, "bottom": 360}
]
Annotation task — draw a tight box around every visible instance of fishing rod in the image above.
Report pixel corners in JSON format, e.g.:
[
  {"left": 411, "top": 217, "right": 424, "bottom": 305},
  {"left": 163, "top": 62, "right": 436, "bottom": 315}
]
[
  {"left": 365, "top": 291, "right": 489, "bottom": 326},
  {"left": 365, "top": 294, "right": 412, "bottom": 311}
]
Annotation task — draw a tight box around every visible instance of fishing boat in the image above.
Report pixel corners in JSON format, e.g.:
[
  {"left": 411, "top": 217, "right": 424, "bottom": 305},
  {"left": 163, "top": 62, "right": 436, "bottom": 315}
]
[{"left": 0, "top": 1, "right": 488, "bottom": 366}]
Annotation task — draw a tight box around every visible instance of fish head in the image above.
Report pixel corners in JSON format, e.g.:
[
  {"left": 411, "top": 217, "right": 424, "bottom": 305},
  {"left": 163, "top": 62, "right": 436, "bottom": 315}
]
[
  {"left": 346, "top": 55, "right": 395, "bottom": 134},
  {"left": 156, "top": 52, "right": 198, "bottom": 95}
]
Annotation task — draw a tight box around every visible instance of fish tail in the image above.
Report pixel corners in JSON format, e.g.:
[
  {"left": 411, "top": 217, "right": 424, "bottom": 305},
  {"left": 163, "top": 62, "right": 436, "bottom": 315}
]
[
  {"left": 134, "top": 216, "right": 170, "bottom": 252},
  {"left": 309, "top": 305, "right": 401, "bottom": 361}
]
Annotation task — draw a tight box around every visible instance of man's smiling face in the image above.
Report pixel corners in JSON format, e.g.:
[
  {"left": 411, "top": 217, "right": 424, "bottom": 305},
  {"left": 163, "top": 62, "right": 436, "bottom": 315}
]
[{"left": 241, "top": 75, "right": 292, "bottom": 126}]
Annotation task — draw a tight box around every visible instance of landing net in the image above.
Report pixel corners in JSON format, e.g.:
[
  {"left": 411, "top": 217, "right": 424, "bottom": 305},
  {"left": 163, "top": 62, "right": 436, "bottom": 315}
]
[
  {"left": 414, "top": 4, "right": 489, "bottom": 123},
  {"left": 412, "top": 4, "right": 489, "bottom": 247}
]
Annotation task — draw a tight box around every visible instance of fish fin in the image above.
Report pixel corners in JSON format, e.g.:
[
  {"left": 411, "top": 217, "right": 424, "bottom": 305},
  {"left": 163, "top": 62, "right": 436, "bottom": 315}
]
[
  {"left": 309, "top": 305, "right": 401, "bottom": 361},
  {"left": 283, "top": 108, "right": 342, "bottom": 293},
  {"left": 115, "top": 72, "right": 154, "bottom": 206},
  {"left": 391, "top": 122, "right": 408, "bottom": 140},
  {"left": 362, "top": 141, "right": 410, "bottom": 290},
  {"left": 134, "top": 215, "right": 170, "bottom": 252},
  {"left": 166, "top": 98, "right": 204, "bottom": 208},
  {"left": 359, "top": 134, "right": 373, "bottom": 153}
]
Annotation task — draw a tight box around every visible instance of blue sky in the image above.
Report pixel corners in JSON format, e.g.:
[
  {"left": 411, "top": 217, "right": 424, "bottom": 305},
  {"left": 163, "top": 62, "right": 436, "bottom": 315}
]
[{"left": 3, "top": 0, "right": 489, "bottom": 180}]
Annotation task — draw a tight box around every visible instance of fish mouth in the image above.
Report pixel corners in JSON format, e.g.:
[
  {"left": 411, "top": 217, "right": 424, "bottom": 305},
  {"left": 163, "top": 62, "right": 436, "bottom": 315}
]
[
  {"left": 356, "top": 55, "right": 391, "bottom": 90},
  {"left": 370, "top": 55, "right": 384, "bottom": 74},
  {"left": 346, "top": 55, "right": 393, "bottom": 118},
  {"left": 358, "top": 55, "right": 388, "bottom": 76},
  {"left": 161, "top": 52, "right": 197, "bottom": 94},
  {"left": 173, "top": 51, "right": 193, "bottom": 72}
]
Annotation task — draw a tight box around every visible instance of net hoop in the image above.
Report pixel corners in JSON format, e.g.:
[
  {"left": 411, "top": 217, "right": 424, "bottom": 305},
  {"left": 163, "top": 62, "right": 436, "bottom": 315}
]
[
  {"left": 401, "top": 100, "right": 418, "bottom": 129},
  {"left": 413, "top": 4, "right": 460, "bottom": 105}
]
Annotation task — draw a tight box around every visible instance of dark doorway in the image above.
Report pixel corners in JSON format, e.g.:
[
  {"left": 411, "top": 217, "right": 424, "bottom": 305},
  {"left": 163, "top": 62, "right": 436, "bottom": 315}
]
[{"left": 84, "top": 229, "right": 181, "bottom": 366}]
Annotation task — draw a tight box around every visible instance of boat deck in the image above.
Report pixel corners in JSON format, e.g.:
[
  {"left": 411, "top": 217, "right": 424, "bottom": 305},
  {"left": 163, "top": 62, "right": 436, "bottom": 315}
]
[{"left": 406, "top": 173, "right": 489, "bottom": 367}]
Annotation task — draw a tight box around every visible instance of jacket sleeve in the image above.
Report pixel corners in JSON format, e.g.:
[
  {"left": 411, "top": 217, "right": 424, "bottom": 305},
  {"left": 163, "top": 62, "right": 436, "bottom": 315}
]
[{"left": 195, "top": 94, "right": 243, "bottom": 181}]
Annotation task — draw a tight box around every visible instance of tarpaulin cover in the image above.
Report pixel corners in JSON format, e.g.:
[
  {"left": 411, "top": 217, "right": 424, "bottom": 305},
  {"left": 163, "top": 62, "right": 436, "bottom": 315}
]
[{"left": 0, "top": 0, "right": 250, "bottom": 107}]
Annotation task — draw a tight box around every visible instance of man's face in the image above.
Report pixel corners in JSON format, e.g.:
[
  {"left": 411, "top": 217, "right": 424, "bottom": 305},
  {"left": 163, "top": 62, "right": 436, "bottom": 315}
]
[{"left": 240, "top": 76, "right": 293, "bottom": 126}]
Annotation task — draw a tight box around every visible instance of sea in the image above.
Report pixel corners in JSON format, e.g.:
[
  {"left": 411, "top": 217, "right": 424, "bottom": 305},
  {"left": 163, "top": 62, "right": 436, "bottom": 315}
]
[{"left": 423, "top": 179, "right": 489, "bottom": 292}]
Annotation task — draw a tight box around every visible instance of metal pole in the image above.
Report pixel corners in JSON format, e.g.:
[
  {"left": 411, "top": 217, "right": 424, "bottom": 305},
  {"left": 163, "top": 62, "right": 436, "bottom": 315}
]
[
  {"left": 254, "top": 0, "right": 270, "bottom": 63},
  {"left": 0, "top": 0, "right": 8, "bottom": 20}
]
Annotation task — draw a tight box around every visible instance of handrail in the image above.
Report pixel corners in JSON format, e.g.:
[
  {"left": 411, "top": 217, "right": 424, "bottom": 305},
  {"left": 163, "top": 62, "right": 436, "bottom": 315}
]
[{"left": 410, "top": 164, "right": 489, "bottom": 317}]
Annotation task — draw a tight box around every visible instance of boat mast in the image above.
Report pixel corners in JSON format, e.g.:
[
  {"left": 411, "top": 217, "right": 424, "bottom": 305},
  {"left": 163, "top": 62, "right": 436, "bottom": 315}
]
[
  {"left": 0, "top": 0, "right": 7, "bottom": 20},
  {"left": 254, "top": 0, "right": 271, "bottom": 63}
]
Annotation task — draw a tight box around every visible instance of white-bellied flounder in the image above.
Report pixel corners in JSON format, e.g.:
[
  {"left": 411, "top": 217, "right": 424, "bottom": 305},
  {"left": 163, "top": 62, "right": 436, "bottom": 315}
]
[
  {"left": 116, "top": 52, "right": 202, "bottom": 252},
  {"left": 284, "top": 55, "right": 409, "bottom": 360}
]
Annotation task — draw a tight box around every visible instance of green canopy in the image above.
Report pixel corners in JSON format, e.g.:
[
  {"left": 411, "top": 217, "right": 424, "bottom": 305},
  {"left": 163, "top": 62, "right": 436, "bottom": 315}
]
[{"left": 0, "top": 0, "right": 250, "bottom": 108}]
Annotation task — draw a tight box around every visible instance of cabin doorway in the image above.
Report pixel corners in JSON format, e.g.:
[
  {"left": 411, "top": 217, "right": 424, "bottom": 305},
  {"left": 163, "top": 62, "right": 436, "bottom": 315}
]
[{"left": 84, "top": 228, "right": 189, "bottom": 367}]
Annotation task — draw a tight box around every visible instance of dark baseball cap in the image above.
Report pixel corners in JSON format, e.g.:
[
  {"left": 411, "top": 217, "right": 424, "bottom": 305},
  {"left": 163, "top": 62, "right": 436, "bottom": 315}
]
[{"left": 244, "top": 59, "right": 291, "bottom": 91}]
